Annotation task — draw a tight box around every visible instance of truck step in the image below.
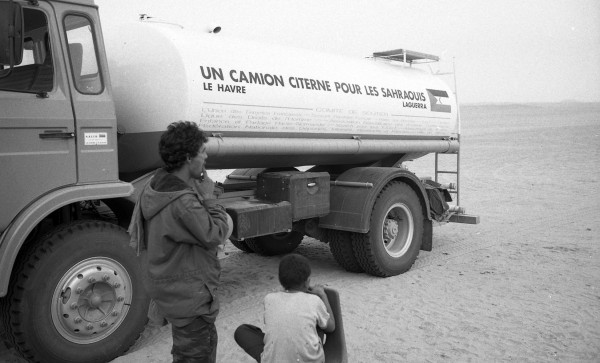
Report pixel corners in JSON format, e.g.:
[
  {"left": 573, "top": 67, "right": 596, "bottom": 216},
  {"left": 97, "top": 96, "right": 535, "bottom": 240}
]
[{"left": 448, "top": 214, "right": 480, "bottom": 224}]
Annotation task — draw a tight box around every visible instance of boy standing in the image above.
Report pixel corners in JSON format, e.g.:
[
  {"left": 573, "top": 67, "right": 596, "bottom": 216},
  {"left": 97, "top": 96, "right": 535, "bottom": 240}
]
[{"left": 235, "top": 254, "right": 336, "bottom": 363}]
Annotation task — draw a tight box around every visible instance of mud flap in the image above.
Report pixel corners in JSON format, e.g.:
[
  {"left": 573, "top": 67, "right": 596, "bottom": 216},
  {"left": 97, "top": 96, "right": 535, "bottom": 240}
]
[{"left": 421, "top": 219, "right": 433, "bottom": 251}]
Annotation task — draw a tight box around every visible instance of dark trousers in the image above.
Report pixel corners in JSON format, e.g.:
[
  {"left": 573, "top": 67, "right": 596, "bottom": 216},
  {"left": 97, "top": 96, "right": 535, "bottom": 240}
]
[
  {"left": 171, "top": 316, "right": 218, "bottom": 363},
  {"left": 234, "top": 324, "right": 326, "bottom": 362}
]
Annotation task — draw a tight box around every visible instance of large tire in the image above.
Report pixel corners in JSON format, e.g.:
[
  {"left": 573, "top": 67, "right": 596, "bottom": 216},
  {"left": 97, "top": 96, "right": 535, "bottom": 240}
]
[
  {"left": 352, "top": 182, "right": 424, "bottom": 277},
  {"left": 0, "top": 221, "right": 149, "bottom": 363},
  {"left": 245, "top": 232, "right": 303, "bottom": 256},
  {"left": 327, "top": 230, "right": 364, "bottom": 273},
  {"left": 229, "top": 238, "right": 254, "bottom": 253}
]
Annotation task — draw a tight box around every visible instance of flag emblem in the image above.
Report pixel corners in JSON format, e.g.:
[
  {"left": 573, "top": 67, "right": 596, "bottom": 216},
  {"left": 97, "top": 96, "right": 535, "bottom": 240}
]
[{"left": 427, "top": 89, "right": 451, "bottom": 113}]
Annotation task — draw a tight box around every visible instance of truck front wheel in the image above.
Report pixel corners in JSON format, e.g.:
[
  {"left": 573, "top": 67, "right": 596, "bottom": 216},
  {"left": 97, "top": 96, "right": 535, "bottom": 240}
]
[
  {"left": 1, "top": 220, "right": 149, "bottom": 363},
  {"left": 352, "top": 182, "right": 424, "bottom": 277}
]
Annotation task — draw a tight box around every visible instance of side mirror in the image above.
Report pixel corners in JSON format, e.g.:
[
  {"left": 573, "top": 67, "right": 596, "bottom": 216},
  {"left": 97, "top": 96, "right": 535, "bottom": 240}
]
[{"left": 0, "top": 1, "right": 24, "bottom": 66}]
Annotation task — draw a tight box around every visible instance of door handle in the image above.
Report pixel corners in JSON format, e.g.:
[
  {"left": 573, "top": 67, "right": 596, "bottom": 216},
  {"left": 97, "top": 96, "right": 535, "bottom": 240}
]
[{"left": 39, "top": 132, "right": 75, "bottom": 139}]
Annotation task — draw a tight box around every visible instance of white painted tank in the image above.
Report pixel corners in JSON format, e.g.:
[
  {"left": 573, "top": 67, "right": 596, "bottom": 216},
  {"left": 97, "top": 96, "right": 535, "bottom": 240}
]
[{"left": 103, "top": 21, "right": 458, "bottom": 178}]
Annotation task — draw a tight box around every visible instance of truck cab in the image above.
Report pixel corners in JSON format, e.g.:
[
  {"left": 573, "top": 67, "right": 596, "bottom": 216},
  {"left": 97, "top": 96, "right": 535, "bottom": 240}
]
[
  {"left": 0, "top": 1, "right": 122, "bottom": 231},
  {"left": 0, "top": 2, "right": 148, "bottom": 362}
]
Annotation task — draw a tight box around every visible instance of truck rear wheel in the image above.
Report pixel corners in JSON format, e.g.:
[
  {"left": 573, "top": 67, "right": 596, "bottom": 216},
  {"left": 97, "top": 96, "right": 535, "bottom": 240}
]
[
  {"left": 352, "top": 182, "right": 423, "bottom": 277},
  {"left": 327, "top": 230, "right": 364, "bottom": 273},
  {"left": 0, "top": 221, "right": 149, "bottom": 363},
  {"left": 229, "top": 238, "right": 254, "bottom": 253},
  {"left": 245, "top": 231, "right": 303, "bottom": 256}
]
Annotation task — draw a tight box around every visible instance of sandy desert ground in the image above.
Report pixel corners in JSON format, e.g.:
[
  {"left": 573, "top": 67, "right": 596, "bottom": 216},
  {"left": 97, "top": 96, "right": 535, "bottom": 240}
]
[{"left": 2, "top": 103, "right": 599, "bottom": 362}]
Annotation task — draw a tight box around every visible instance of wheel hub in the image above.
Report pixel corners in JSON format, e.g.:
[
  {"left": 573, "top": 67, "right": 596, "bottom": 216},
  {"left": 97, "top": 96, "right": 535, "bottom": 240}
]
[
  {"left": 383, "top": 219, "right": 399, "bottom": 242},
  {"left": 52, "top": 258, "right": 132, "bottom": 344},
  {"left": 77, "top": 283, "right": 116, "bottom": 321},
  {"left": 381, "top": 203, "right": 414, "bottom": 258},
  {"left": 88, "top": 293, "right": 104, "bottom": 309}
]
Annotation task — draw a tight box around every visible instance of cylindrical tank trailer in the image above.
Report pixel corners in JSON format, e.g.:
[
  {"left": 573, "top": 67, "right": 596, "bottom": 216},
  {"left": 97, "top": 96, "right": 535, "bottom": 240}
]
[{"left": 103, "top": 21, "right": 458, "bottom": 178}]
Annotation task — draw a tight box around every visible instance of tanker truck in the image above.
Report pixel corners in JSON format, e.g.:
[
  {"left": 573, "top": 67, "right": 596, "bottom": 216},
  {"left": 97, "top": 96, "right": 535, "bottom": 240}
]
[{"left": 0, "top": 0, "right": 478, "bottom": 362}]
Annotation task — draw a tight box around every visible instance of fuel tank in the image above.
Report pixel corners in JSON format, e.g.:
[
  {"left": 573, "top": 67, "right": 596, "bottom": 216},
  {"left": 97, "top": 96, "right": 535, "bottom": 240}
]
[{"left": 103, "top": 21, "right": 458, "bottom": 179}]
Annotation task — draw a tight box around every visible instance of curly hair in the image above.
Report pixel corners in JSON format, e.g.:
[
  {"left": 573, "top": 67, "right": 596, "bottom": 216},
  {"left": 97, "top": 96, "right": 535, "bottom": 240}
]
[
  {"left": 159, "top": 121, "right": 208, "bottom": 172},
  {"left": 278, "top": 254, "right": 311, "bottom": 290}
]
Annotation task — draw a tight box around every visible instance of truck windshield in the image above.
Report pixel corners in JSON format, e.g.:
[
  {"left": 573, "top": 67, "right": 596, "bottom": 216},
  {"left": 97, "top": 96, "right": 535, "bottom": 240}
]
[
  {"left": 64, "top": 14, "right": 102, "bottom": 94},
  {"left": 0, "top": 8, "right": 53, "bottom": 93}
]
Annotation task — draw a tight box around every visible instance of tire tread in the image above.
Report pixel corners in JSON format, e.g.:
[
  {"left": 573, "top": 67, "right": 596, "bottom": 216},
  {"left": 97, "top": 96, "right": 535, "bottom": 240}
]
[{"left": 327, "top": 230, "right": 364, "bottom": 273}]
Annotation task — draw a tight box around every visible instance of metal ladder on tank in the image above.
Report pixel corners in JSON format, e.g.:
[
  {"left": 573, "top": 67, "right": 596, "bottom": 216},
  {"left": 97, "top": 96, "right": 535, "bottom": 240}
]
[
  {"left": 433, "top": 60, "right": 478, "bottom": 223},
  {"left": 435, "top": 136, "right": 461, "bottom": 207},
  {"left": 433, "top": 58, "right": 461, "bottom": 208}
]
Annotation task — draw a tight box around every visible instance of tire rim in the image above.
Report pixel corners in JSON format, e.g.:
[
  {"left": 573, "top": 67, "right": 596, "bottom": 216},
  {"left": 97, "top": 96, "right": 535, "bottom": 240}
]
[
  {"left": 381, "top": 202, "right": 414, "bottom": 258},
  {"left": 51, "top": 257, "right": 132, "bottom": 344}
]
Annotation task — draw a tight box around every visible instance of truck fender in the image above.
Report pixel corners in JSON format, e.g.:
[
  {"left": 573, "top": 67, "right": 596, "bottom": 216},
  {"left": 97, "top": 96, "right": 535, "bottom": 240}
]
[
  {"left": 318, "top": 167, "right": 433, "bottom": 249},
  {"left": 0, "top": 182, "right": 133, "bottom": 297}
]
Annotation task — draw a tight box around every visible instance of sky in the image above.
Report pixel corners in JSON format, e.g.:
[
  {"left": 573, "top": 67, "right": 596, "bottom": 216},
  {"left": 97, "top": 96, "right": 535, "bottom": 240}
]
[{"left": 95, "top": 0, "right": 600, "bottom": 104}]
